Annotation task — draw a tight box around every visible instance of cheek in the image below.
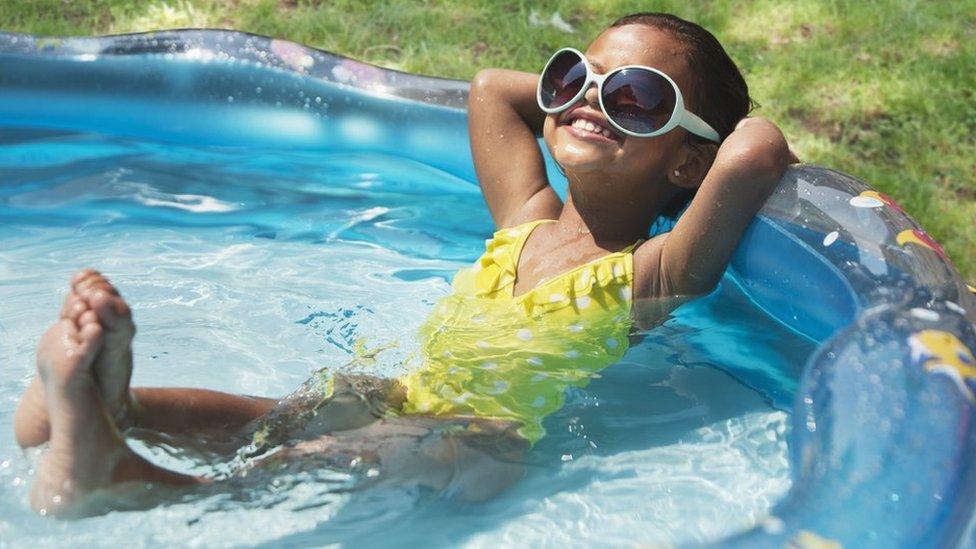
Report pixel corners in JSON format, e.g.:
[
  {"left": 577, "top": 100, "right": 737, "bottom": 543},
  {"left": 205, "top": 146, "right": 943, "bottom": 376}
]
[
  {"left": 542, "top": 117, "right": 557, "bottom": 152},
  {"left": 612, "top": 143, "right": 661, "bottom": 175},
  {"left": 617, "top": 134, "right": 683, "bottom": 173},
  {"left": 543, "top": 118, "right": 594, "bottom": 166}
]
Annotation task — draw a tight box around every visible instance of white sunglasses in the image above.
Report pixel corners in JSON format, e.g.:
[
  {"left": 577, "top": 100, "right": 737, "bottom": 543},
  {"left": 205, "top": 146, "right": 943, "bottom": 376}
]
[{"left": 536, "top": 47, "right": 720, "bottom": 142}]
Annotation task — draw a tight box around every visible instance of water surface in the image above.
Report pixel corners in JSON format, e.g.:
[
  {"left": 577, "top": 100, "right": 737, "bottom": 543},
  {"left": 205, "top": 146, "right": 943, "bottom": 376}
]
[{"left": 0, "top": 129, "right": 813, "bottom": 547}]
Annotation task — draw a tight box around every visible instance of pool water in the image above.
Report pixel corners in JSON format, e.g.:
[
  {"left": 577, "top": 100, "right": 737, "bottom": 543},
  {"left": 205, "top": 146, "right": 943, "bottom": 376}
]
[{"left": 0, "top": 128, "right": 814, "bottom": 547}]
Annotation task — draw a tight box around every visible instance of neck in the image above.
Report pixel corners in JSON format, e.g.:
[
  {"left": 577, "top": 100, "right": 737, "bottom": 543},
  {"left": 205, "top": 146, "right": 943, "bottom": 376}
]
[{"left": 557, "top": 171, "right": 676, "bottom": 245}]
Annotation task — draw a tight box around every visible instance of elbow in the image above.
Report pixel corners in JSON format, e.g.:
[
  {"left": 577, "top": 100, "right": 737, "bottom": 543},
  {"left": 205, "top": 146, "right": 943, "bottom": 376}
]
[
  {"left": 765, "top": 138, "right": 791, "bottom": 181},
  {"left": 469, "top": 69, "right": 501, "bottom": 104},
  {"left": 726, "top": 122, "right": 791, "bottom": 186},
  {"left": 752, "top": 130, "right": 791, "bottom": 185},
  {"left": 741, "top": 142, "right": 789, "bottom": 185}
]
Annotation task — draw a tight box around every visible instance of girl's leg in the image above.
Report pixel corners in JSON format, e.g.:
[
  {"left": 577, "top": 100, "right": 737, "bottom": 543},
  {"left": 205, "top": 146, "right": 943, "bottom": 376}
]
[
  {"left": 16, "top": 269, "right": 399, "bottom": 452},
  {"left": 31, "top": 310, "right": 204, "bottom": 518},
  {"left": 24, "top": 270, "right": 526, "bottom": 516},
  {"left": 30, "top": 313, "right": 522, "bottom": 516},
  {"left": 258, "top": 415, "right": 528, "bottom": 502},
  {"left": 15, "top": 270, "right": 280, "bottom": 448}
]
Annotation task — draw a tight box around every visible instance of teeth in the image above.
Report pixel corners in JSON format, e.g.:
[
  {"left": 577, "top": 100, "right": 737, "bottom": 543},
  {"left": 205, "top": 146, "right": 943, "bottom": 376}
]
[{"left": 570, "top": 117, "right": 613, "bottom": 139}]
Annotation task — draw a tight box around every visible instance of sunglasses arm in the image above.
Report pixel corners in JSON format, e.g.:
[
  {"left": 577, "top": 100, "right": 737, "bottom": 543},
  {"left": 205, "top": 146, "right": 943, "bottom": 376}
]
[{"left": 679, "top": 111, "right": 721, "bottom": 143}]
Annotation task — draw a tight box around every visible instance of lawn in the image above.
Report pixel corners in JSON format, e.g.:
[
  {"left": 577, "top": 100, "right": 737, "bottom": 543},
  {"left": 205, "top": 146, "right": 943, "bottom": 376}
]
[{"left": 3, "top": 0, "right": 974, "bottom": 283}]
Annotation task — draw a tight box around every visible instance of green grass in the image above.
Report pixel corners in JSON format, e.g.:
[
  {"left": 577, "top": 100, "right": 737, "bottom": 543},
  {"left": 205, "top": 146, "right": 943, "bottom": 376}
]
[{"left": 2, "top": 0, "right": 974, "bottom": 283}]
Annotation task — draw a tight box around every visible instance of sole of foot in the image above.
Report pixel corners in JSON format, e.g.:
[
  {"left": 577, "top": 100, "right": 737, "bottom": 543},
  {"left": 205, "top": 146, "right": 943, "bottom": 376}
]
[
  {"left": 68, "top": 269, "right": 136, "bottom": 425},
  {"left": 30, "top": 312, "right": 129, "bottom": 517}
]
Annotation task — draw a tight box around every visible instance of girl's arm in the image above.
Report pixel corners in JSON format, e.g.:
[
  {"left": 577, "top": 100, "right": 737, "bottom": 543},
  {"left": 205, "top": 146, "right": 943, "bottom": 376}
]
[
  {"left": 634, "top": 117, "right": 791, "bottom": 298},
  {"left": 468, "top": 69, "right": 562, "bottom": 228}
]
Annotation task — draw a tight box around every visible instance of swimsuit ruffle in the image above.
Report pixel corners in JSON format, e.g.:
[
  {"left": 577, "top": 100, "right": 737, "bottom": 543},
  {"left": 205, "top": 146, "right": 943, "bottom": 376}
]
[
  {"left": 402, "top": 219, "right": 641, "bottom": 444},
  {"left": 515, "top": 254, "right": 635, "bottom": 316}
]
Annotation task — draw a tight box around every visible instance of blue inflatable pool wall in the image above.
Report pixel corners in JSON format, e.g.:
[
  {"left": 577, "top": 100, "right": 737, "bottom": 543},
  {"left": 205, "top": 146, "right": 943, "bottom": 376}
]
[{"left": 1, "top": 30, "right": 974, "bottom": 548}]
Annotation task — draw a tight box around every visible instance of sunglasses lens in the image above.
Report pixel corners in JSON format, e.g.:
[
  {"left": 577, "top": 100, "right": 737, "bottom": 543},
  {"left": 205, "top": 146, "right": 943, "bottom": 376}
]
[
  {"left": 602, "top": 68, "right": 676, "bottom": 135},
  {"left": 540, "top": 50, "right": 588, "bottom": 110}
]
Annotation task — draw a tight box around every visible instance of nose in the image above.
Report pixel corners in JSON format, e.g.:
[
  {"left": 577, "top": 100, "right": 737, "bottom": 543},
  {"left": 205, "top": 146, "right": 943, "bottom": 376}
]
[{"left": 583, "top": 83, "right": 600, "bottom": 108}]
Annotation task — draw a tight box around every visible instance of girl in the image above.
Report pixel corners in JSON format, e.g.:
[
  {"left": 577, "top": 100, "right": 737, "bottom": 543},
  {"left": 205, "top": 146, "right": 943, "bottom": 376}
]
[{"left": 15, "top": 12, "right": 789, "bottom": 516}]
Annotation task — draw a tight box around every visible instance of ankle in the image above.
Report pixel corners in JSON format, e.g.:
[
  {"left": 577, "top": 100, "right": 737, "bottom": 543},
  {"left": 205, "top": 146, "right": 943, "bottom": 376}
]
[{"left": 110, "top": 390, "right": 140, "bottom": 432}]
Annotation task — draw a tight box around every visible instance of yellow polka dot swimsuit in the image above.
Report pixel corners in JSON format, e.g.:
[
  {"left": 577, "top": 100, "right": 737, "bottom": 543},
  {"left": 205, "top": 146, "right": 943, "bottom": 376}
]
[{"left": 400, "top": 219, "right": 641, "bottom": 443}]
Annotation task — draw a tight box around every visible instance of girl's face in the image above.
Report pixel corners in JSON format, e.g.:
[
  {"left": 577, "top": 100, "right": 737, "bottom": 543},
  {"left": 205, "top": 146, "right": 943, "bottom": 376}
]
[{"left": 542, "top": 25, "right": 696, "bottom": 183}]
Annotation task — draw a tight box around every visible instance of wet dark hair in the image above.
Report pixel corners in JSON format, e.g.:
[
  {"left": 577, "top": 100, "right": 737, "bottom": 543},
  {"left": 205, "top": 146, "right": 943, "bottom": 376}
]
[{"left": 609, "top": 13, "right": 753, "bottom": 217}]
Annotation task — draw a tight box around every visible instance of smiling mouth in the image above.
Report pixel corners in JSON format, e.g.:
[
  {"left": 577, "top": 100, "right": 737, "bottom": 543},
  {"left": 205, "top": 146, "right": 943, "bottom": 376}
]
[{"left": 560, "top": 110, "right": 623, "bottom": 143}]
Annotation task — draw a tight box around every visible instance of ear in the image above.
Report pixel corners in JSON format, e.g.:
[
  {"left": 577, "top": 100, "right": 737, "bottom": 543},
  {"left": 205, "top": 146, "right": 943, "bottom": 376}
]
[{"left": 667, "top": 140, "right": 718, "bottom": 190}]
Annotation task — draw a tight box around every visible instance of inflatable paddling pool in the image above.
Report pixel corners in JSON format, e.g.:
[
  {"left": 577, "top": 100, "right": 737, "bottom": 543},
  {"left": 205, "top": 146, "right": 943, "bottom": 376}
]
[{"left": 1, "top": 30, "right": 974, "bottom": 547}]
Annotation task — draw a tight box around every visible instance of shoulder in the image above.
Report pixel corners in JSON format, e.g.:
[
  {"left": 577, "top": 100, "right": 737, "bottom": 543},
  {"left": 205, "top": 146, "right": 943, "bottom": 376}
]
[{"left": 497, "top": 189, "right": 562, "bottom": 229}]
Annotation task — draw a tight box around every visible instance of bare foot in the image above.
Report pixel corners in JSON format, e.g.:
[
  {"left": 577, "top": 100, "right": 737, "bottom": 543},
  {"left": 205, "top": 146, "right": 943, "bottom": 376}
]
[
  {"left": 69, "top": 269, "right": 136, "bottom": 426},
  {"left": 14, "top": 270, "right": 136, "bottom": 448},
  {"left": 29, "top": 310, "right": 127, "bottom": 515},
  {"left": 29, "top": 310, "right": 199, "bottom": 517}
]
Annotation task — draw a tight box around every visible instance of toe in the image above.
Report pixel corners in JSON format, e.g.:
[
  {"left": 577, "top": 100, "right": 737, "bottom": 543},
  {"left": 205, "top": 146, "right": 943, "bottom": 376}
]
[
  {"left": 73, "top": 272, "right": 118, "bottom": 297},
  {"left": 86, "top": 290, "right": 133, "bottom": 332},
  {"left": 60, "top": 295, "right": 90, "bottom": 322},
  {"left": 36, "top": 317, "right": 103, "bottom": 389},
  {"left": 77, "top": 318, "right": 104, "bottom": 354},
  {"left": 50, "top": 319, "right": 82, "bottom": 353},
  {"left": 70, "top": 269, "right": 102, "bottom": 289},
  {"left": 78, "top": 309, "right": 99, "bottom": 328},
  {"left": 56, "top": 318, "right": 79, "bottom": 341}
]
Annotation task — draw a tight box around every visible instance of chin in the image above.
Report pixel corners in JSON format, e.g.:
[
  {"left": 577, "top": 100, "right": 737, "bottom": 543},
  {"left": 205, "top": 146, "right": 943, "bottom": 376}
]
[{"left": 551, "top": 144, "right": 616, "bottom": 173}]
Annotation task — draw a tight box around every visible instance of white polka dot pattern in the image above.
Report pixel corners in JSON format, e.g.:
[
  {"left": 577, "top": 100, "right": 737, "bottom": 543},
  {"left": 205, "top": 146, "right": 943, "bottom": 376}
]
[{"left": 401, "top": 218, "right": 639, "bottom": 444}]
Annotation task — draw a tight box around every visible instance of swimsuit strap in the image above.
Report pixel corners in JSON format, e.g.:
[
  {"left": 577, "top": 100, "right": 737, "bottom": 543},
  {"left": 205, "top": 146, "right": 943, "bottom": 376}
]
[
  {"left": 512, "top": 220, "right": 644, "bottom": 264},
  {"left": 620, "top": 238, "right": 645, "bottom": 255},
  {"left": 509, "top": 219, "right": 557, "bottom": 268}
]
